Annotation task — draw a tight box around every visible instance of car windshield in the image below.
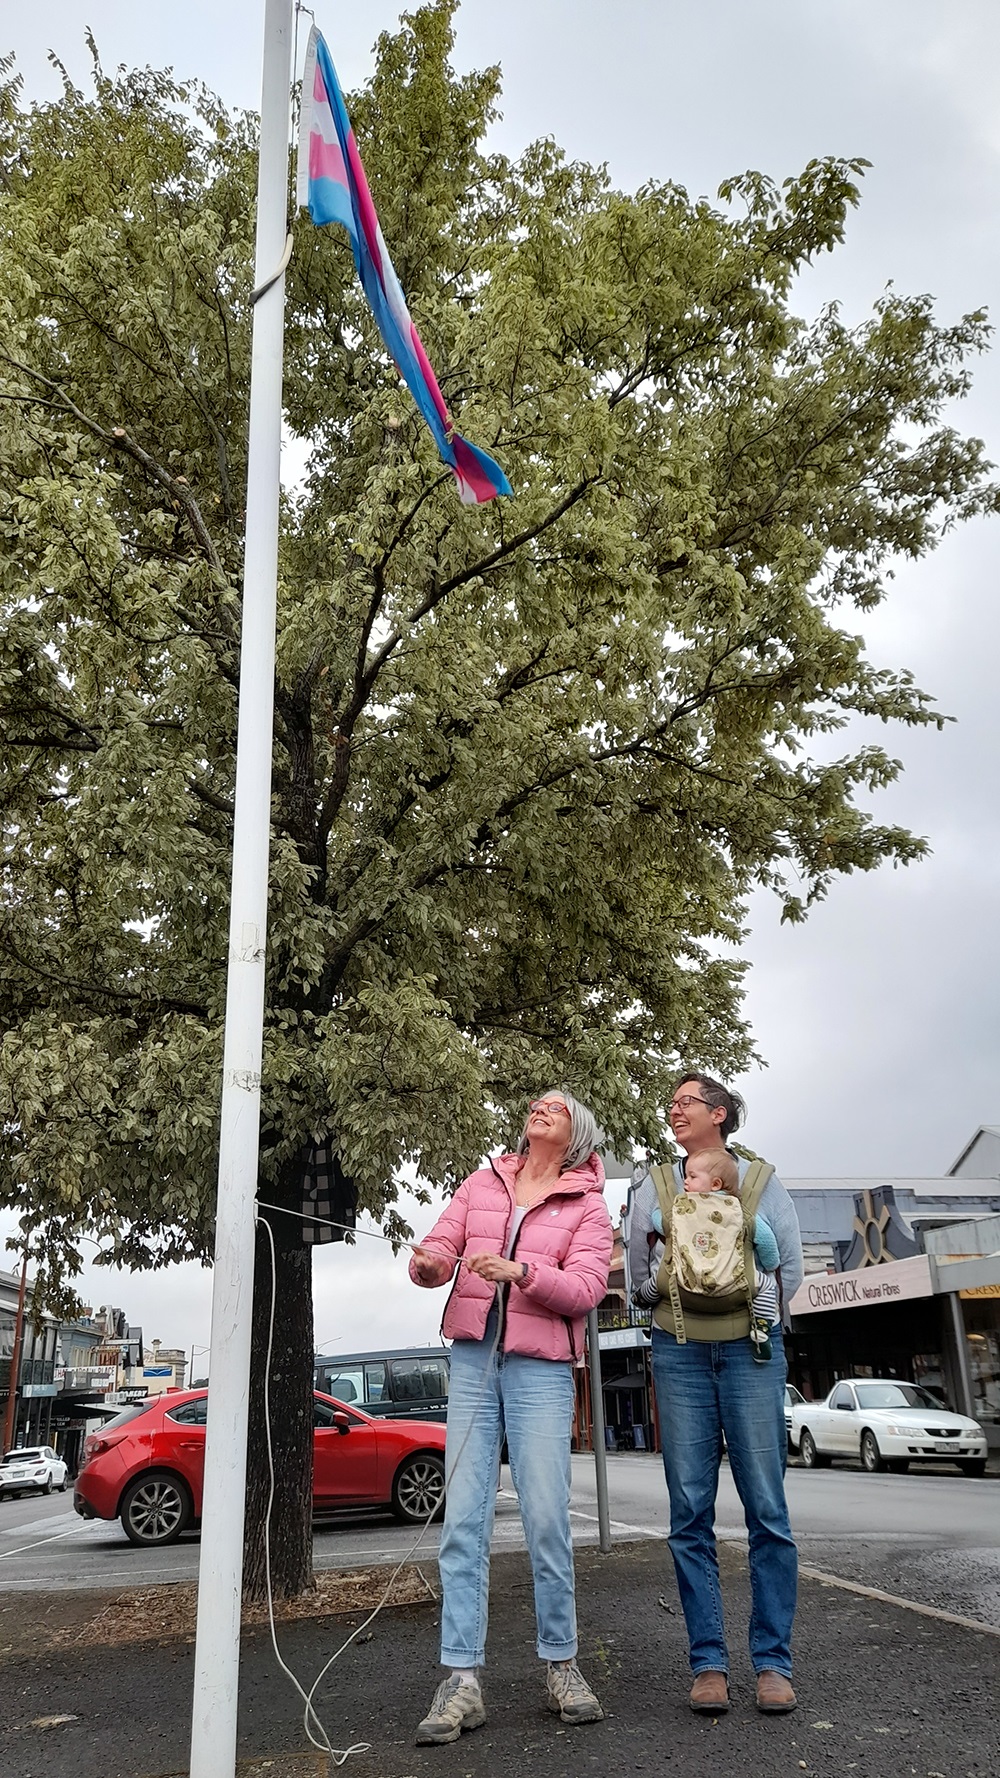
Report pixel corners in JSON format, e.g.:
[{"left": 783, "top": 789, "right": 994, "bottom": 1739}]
[
  {"left": 854, "top": 1383, "right": 942, "bottom": 1411},
  {"left": 2, "top": 1449, "right": 44, "bottom": 1463}
]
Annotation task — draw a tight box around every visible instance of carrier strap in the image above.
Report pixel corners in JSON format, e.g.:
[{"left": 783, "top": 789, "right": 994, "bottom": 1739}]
[{"left": 649, "top": 1156, "right": 775, "bottom": 1346}]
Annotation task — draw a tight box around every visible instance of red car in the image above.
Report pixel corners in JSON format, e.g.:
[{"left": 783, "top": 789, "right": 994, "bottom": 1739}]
[{"left": 74, "top": 1389, "right": 446, "bottom": 1547}]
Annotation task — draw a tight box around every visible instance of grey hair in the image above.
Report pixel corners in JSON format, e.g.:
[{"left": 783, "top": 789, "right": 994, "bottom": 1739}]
[{"left": 516, "top": 1089, "right": 604, "bottom": 1173}]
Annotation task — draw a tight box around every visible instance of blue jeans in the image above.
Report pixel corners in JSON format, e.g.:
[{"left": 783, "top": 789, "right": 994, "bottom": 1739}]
[
  {"left": 650, "top": 1326, "right": 797, "bottom": 1678},
  {"left": 438, "top": 1321, "right": 577, "bottom": 1667}
]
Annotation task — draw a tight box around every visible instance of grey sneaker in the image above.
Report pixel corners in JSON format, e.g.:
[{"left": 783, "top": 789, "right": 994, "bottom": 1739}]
[
  {"left": 546, "top": 1659, "right": 604, "bottom": 1724},
  {"left": 415, "top": 1674, "right": 487, "bottom": 1745}
]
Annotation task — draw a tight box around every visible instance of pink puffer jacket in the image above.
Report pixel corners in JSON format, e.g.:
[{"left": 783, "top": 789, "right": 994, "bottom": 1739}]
[{"left": 409, "top": 1151, "right": 613, "bottom": 1362}]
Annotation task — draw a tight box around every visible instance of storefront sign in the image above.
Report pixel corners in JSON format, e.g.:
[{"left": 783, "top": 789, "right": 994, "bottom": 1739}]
[
  {"left": 790, "top": 1253, "right": 933, "bottom": 1317},
  {"left": 960, "top": 1283, "right": 1000, "bottom": 1299},
  {"left": 60, "top": 1365, "right": 118, "bottom": 1392}
]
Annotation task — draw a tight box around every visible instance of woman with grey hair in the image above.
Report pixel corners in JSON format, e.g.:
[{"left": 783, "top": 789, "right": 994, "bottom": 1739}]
[
  {"left": 516, "top": 1090, "right": 603, "bottom": 1172},
  {"left": 409, "top": 1091, "right": 613, "bottom": 1746}
]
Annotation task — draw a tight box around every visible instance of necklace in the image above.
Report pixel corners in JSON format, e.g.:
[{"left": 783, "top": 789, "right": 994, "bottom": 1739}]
[{"left": 515, "top": 1172, "right": 559, "bottom": 1206}]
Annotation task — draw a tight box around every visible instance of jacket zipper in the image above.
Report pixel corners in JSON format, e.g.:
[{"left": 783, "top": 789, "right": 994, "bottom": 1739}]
[{"left": 494, "top": 1157, "right": 518, "bottom": 1350}]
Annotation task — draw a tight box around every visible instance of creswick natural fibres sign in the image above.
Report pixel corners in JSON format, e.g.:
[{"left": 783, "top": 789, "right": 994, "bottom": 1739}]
[{"left": 789, "top": 1253, "right": 933, "bottom": 1316}]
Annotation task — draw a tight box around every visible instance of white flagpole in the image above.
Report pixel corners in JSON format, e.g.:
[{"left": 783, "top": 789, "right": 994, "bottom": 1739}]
[{"left": 188, "top": 2, "right": 294, "bottom": 1773}]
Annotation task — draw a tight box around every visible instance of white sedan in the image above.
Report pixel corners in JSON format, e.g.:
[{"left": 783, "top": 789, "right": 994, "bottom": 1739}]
[
  {"left": 0, "top": 1445, "right": 69, "bottom": 1498},
  {"left": 785, "top": 1383, "right": 805, "bottom": 1448},
  {"left": 790, "top": 1379, "right": 988, "bottom": 1476}
]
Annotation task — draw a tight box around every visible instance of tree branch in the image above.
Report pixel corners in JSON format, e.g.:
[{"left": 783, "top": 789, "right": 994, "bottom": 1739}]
[
  {"left": 1, "top": 354, "right": 230, "bottom": 585},
  {"left": 0, "top": 937, "right": 209, "bottom": 1019}
]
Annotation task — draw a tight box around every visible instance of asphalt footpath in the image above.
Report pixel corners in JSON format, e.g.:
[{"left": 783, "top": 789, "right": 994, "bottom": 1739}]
[{"left": 2, "top": 1539, "right": 998, "bottom": 1778}]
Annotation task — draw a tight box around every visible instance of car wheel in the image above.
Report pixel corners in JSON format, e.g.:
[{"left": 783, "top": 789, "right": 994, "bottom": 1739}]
[
  {"left": 860, "top": 1430, "right": 885, "bottom": 1473},
  {"left": 391, "top": 1453, "right": 446, "bottom": 1525},
  {"left": 961, "top": 1460, "right": 986, "bottom": 1478},
  {"left": 42, "top": 1476, "right": 52, "bottom": 1495},
  {"left": 58, "top": 1480, "right": 67, "bottom": 1492},
  {"left": 120, "top": 1473, "right": 193, "bottom": 1546},
  {"left": 798, "top": 1429, "right": 829, "bottom": 1469}
]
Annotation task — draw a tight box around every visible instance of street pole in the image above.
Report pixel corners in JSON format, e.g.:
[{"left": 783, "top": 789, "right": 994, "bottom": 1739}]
[
  {"left": 1, "top": 1250, "right": 28, "bottom": 1455},
  {"left": 188, "top": 3, "right": 293, "bottom": 1773},
  {"left": 586, "top": 1308, "right": 612, "bottom": 1554}
]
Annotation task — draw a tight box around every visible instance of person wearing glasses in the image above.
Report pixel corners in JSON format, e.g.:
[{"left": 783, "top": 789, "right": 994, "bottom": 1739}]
[
  {"left": 409, "top": 1091, "right": 613, "bottom": 1746},
  {"left": 627, "top": 1073, "right": 803, "bottom": 1717}
]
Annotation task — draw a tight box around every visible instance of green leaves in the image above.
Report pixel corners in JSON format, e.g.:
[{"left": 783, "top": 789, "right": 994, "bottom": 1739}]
[{"left": 1, "top": 0, "right": 997, "bottom": 1283}]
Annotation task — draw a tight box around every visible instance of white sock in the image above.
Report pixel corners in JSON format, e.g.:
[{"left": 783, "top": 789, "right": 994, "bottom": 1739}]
[{"left": 450, "top": 1668, "right": 477, "bottom": 1685}]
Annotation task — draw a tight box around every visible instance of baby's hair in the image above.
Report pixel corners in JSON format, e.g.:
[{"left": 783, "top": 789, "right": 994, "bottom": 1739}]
[{"left": 691, "top": 1147, "right": 739, "bottom": 1193}]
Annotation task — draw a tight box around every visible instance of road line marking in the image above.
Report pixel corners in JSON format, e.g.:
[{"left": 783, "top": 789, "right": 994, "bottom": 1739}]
[
  {"left": 0, "top": 1524, "right": 89, "bottom": 1560},
  {"left": 0, "top": 1513, "right": 78, "bottom": 1541},
  {"left": 798, "top": 1563, "right": 1000, "bottom": 1638},
  {"left": 568, "top": 1508, "right": 670, "bottom": 1540}
]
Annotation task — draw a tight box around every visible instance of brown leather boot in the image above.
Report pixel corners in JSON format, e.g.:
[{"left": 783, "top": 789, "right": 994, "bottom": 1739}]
[
  {"left": 689, "top": 1670, "right": 730, "bottom": 1713},
  {"left": 756, "top": 1670, "right": 796, "bottom": 1713}
]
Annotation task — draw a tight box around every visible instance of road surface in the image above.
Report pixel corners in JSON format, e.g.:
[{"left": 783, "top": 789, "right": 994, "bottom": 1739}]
[{"left": 1, "top": 1453, "right": 997, "bottom": 1626}]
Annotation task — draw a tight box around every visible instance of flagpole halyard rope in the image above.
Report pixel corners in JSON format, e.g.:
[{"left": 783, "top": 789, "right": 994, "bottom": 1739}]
[
  {"left": 250, "top": 3, "right": 308, "bottom": 308},
  {"left": 256, "top": 1196, "right": 412, "bottom": 1246},
  {"left": 250, "top": 230, "right": 295, "bottom": 305}
]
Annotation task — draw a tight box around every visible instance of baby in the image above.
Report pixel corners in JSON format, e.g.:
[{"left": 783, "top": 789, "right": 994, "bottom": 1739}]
[{"left": 632, "top": 1146, "right": 780, "bottom": 1354}]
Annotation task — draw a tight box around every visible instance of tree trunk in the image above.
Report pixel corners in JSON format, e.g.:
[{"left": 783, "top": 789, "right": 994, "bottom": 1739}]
[{"left": 242, "top": 1177, "right": 315, "bottom": 1602}]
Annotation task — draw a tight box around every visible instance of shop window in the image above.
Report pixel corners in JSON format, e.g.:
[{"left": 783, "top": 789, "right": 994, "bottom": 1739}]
[
  {"left": 911, "top": 1352, "right": 946, "bottom": 1402},
  {"left": 966, "top": 1327, "right": 1000, "bottom": 1423}
]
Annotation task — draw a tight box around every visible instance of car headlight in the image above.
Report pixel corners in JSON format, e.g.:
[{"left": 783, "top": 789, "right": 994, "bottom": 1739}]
[{"left": 882, "top": 1424, "right": 908, "bottom": 1437}]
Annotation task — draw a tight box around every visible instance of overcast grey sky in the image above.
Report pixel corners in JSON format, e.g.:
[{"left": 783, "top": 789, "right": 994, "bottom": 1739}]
[{"left": 3, "top": 2, "right": 998, "bottom": 1356}]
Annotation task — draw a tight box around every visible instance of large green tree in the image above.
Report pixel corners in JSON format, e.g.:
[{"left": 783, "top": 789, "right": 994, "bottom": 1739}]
[{"left": 1, "top": 6, "right": 996, "bottom": 1593}]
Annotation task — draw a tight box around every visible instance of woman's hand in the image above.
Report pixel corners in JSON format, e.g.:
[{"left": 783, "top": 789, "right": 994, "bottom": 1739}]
[
  {"left": 465, "top": 1252, "right": 525, "bottom": 1285},
  {"left": 411, "top": 1243, "right": 450, "bottom": 1285}
]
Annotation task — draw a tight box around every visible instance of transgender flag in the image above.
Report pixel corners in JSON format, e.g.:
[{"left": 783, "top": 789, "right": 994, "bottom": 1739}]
[{"left": 296, "top": 27, "right": 511, "bottom": 506}]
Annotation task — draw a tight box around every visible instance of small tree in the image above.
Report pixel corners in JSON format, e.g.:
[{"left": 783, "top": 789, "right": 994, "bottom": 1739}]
[{"left": 1, "top": 5, "right": 996, "bottom": 1595}]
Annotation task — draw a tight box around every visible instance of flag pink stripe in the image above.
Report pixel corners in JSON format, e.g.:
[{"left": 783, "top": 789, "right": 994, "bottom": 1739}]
[
  {"left": 313, "top": 63, "right": 328, "bottom": 102},
  {"left": 344, "top": 131, "right": 385, "bottom": 279},
  {"left": 409, "top": 324, "right": 450, "bottom": 426},
  {"left": 453, "top": 436, "right": 502, "bottom": 501},
  {"left": 309, "top": 134, "right": 349, "bottom": 186}
]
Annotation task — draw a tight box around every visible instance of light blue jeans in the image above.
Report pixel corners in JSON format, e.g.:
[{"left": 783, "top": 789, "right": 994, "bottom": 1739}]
[
  {"left": 438, "top": 1316, "right": 577, "bottom": 1667},
  {"left": 651, "top": 1326, "right": 798, "bottom": 1678}
]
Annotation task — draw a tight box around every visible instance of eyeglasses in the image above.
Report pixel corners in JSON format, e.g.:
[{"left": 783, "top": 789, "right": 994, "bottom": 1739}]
[
  {"left": 529, "top": 1099, "right": 570, "bottom": 1116},
  {"left": 668, "top": 1095, "right": 711, "bottom": 1115}
]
